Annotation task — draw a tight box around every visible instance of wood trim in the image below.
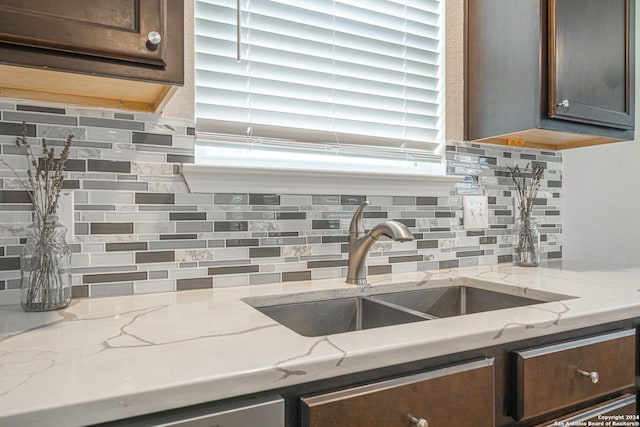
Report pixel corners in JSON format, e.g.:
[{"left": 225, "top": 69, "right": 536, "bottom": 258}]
[
  {"left": 152, "top": 85, "right": 179, "bottom": 114},
  {"left": 473, "top": 137, "right": 559, "bottom": 152},
  {"left": 470, "top": 127, "right": 626, "bottom": 151},
  {"left": 0, "top": 64, "right": 173, "bottom": 112},
  {"left": 463, "top": 0, "right": 469, "bottom": 141},
  {"left": 547, "top": 0, "right": 559, "bottom": 122}
]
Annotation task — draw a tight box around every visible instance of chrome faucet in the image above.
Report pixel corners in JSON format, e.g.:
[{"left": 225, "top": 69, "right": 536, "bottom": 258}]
[{"left": 346, "top": 201, "right": 414, "bottom": 285}]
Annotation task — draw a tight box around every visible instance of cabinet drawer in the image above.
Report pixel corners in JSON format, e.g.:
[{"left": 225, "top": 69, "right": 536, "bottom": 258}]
[
  {"left": 515, "top": 329, "right": 635, "bottom": 420},
  {"left": 301, "top": 358, "right": 494, "bottom": 427},
  {"left": 98, "top": 394, "right": 284, "bottom": 427},
  {"left": 533, "top": 394, "right": 637, "bottom": 427}
]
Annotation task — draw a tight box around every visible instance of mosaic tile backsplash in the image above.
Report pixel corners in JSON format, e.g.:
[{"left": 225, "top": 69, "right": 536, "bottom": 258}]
[{"left": 0, "top": 101, "right": 562, "bottom": 301}]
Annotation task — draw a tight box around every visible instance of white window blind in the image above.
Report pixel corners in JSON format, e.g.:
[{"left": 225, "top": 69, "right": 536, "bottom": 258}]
[{"left": 194, "top": 0, "right": 444, "bottom": 172}]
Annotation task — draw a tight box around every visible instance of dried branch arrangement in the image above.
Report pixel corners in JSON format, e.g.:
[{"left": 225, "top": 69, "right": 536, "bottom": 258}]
[
  {"left": 507, "top": 163, "right": 544, "bottom": 216},
  {"left": 0, "top": 122, "right": 75, "bottom": 311},
  {"left": 507, "top": 163, "right": 545, "bottom": 267},
  {"left": 0, "top": 123, "right": 73, "bottom": 220}
]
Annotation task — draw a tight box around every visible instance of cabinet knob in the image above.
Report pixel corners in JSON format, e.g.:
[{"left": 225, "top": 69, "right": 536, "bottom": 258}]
[
  {"left": 148, "top": 31, "right": 162, "bottom": 45},
  {"left": 409, "top": 416, "right": 428, "bottom": 427},
  {"left": 146, "top": 31, "right": 162, "bottom": 51},
  {"left": 556, "top": 99, "right": 570, "bottom": 108},
  {"left": 577, "top": 368, "right": 599, "bottom": 384}
]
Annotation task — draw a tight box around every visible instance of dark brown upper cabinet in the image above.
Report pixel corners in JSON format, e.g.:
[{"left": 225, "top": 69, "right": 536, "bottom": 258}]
[
  {"left": 466, "top": 0, "right": 635, "bottom": 150},
  {"left": 0, "top": 0, "right": 184, "bottom": 112}
]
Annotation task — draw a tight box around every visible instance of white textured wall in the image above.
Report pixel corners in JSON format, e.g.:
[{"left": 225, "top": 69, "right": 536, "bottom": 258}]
[
  {"left": 563, "top": 140, "right": 640, "bottom": 267},
  {"left": 562, "top": 5, "right": 640, "bottom": 267},
  {"left": 161, "top": 0, "right": 195, "bottom": 121},
  {"left": 445, "top": 0, "right": 465, "bottom": 141}
]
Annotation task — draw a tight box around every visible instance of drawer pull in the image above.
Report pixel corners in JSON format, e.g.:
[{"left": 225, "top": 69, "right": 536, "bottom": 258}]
[
  {"left": 577, "top": 369, "right": 599, "bottom": 384},
  {"left": 409, "top": 416, "right": 428, "bottom": 427}
]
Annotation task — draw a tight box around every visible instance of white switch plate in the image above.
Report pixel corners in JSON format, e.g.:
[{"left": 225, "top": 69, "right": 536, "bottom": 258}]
[
  {"left": 462, "top": 195, "right": 489, "bottom": 230},
  {"left": 57, "top": 192, "right": 74, "bottom": 242}
]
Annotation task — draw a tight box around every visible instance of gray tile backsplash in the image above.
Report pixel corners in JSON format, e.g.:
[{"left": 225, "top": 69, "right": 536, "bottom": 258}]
[{"left": 0, "top": 101, "right": 562, "bottom": 299}]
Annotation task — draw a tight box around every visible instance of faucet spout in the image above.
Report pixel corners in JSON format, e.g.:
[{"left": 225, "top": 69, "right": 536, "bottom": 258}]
[
  {"left": 368, "top": 221, "right": 414, "bottom": 242},
  {"left": 346, "top": 202, "right": 414, "bottom": 285}
]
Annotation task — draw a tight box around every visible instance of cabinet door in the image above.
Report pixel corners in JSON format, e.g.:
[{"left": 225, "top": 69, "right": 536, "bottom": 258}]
[
  {"left": 548, "top": 0, "right": 634, "bottom": 129},
  {"left": 300, "top": 358, "right": 494, "bottom": 427},
  {"left": 0, "top": 0, "right": 165, "bottom": 67}
]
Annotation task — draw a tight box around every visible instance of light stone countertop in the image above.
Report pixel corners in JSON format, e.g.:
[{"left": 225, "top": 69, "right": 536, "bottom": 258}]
[{"left": 1, "top": 261, "right": 640, "bottom": 427}]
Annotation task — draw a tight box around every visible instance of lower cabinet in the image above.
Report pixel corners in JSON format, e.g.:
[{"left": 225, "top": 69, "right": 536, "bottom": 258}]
[
  {"left": 96, "top": 323, "right": 639, "bottom": 427},
  {"left": 300, "top": 358, "right": 495, "bottom": 427},
  {"left": 514, "top": 329, "right": 636, "bottom": 424},
  {"left": 296, "top": 328, "right": 638, "bottom": 426}
]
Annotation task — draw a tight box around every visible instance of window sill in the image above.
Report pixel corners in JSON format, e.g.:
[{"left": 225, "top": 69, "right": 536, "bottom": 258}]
[{"left": 180, "top": 164, "right": 462, "bottom": 196}]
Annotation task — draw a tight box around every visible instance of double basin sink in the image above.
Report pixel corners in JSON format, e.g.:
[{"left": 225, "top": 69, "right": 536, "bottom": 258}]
[{"left": 244, "top": 278, "right": 574, "bottom": 337}]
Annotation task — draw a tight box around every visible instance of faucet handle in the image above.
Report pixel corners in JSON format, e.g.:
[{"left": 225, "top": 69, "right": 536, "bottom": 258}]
[{"left": 349, "top": 201, "right": 370, "bottom": 235}]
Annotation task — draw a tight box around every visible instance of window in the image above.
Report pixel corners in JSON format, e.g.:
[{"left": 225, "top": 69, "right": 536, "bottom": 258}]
[{"left": 194, "top": 0, "right": 445, "bottom": 176}]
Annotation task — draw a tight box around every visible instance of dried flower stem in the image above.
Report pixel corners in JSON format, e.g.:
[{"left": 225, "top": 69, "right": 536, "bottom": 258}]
[
  {"left": 1, "top": 122, "right": 73, "bottom": 221},
  {"left": 507, "top": 163, "right": 544, "bottom": 217}
]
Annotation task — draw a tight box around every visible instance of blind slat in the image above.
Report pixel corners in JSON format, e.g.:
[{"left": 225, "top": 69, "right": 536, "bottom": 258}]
[
  {"left": 196, "top": 121, "right": 441, "bottom": 156},
  {"left": 195, "top": 50, "right": 439, "bottom": 89}
]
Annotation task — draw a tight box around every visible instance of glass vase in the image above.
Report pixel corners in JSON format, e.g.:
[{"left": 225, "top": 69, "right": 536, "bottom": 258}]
[
  {"left": 512, "top": 213, "right": 540, "bottom": 267},
  {"left": 20, "top": 214, "right": 72, "bottom": 311}
]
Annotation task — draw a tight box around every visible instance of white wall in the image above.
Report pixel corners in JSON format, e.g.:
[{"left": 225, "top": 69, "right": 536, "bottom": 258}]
[
  {"left": 562, "top": 5, "right": 640, "bottom": 267},
  {"left": 445, "top": 0, "right": 465, "bottom": 141},
  {"left": 563, "top": 140, "right": 640, "bottom": 267},
  {"left": 161, "top": 0, "right": 195, "bottom": 121}
]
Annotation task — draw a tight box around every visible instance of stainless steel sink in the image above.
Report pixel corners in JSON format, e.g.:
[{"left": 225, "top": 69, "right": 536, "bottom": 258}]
[
  {"left": 254, "top": 297, "right": 428, "bottom": 337},
  {"left": 371, "top": 286, "right": 548, "bottom": 318},
  {"left": 245, "top": 279, "right": 575, "bottom": 337}
]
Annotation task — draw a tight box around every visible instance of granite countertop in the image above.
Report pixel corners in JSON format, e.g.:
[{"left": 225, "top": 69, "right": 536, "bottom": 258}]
[{"left": 1, "top": 261, "right": 640, "bottom": 427}]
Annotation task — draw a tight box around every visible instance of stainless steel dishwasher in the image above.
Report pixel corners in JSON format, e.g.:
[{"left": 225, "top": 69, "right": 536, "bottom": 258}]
[{"left": 99, "top": 394, "right": 284, "bottom": 427}]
